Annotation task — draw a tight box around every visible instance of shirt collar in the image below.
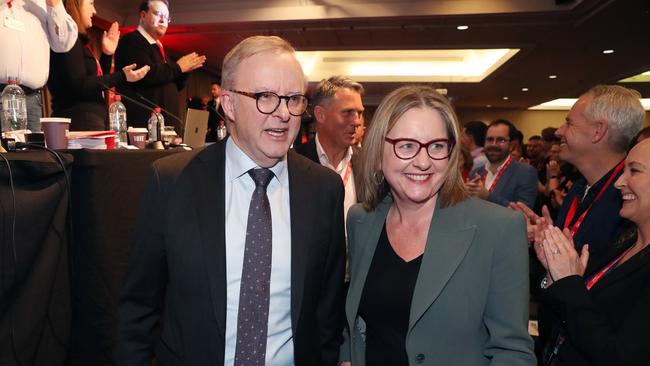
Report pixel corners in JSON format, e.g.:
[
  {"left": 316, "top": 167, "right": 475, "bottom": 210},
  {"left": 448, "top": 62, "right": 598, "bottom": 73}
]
[
  {"left": 485, "top": 154, "right": 511, "bottom": 174},
  {"left": 137, "top": 25, "right": 158, "bottom": 45},
  {"left": 314, "top": 133, "right": 353, "bottom": 168},
  {"left": 226, "top": 137, "right": 287, "bottom": 185}
]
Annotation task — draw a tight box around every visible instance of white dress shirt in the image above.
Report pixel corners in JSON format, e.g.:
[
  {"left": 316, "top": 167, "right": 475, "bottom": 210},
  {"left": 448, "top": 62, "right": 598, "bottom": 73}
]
[
  {"left": 224, "top": 138, "right": 294, "bottom": 366},
  {"left": 0, "top": 0, "right": 77, "bottom": 88},
  {"left": 315, "top": 133, "right": 357, "bottom": 223},
  {"left": 484, "top": 156, "right": 511, "bottom": 190}
]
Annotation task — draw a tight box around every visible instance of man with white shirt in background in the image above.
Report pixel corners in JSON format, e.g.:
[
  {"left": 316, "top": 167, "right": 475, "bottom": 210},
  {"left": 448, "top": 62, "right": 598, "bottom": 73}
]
[
  {"left": 0, "top": 0, "right": 77, "bottom": 132},
  {"left": 296, "top": 75, "right": 364, "bottom": 221}
]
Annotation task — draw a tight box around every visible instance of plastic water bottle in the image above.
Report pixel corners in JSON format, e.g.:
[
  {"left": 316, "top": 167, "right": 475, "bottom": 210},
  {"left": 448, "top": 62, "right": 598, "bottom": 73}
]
[
  {"left": 217, "top": 120, "right": 227, "bottom": 140},
  {"left": 147, "top": 107, "right": 164, "bottom": 142},
  {"left": 1, "top": 78, "right": 28, "bottom": 134},
  {"left": 108, "top": 95, "right": 127, "bottom": 145}
]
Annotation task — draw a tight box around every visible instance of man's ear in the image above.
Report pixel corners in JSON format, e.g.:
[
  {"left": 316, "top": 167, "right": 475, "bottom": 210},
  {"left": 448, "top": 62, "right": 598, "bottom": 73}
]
[
  {"left": 221, "top": 92, "right": 236, "bottom": 123},
  {"left": 592, "top": 120, "right": 609, "bottom": 144},
  {"left": 139, "top": 10, "right": 147, "bottom": 21},
  {"left": 313, "top": 105, "right": 326, "bottom": 125}
]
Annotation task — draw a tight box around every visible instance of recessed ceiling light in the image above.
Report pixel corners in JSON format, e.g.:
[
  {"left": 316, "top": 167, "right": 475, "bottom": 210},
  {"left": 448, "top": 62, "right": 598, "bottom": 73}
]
[
  {"left": 502, "top": 96, "right": 509, "bottom": 100},
  {"left": 486, "top": 104, "right": 492, "bottom": 108},
  {"left": 521, "top": 88, "right": 529, "bottom": 92},
  {"left": 602, "top": 49, "right": 615, "bottom": 54},
  {"left": 457, "top": 25, "right": 469, "bottom": 30},
  {"left": 548, "top": 75, "right": 557, "bottom": 79}
]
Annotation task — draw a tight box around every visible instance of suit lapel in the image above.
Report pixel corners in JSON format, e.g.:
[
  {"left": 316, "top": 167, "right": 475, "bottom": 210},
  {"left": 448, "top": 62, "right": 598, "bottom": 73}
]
[
  {"left": 491, "top": 161, "right": 515, "bottom": 196},
  {"left": 192, "top": 142, "right": 227, "bottom": 336},
  {"left": 288, "top": 151, "right": 312, "bottom": 331},
  {"left": 590, "top": 243, "right": 650, "bottom": 292},
  {"left": 345, "top": 199, "right": 390, "bottom": 326},
  {"left": 408, "top": 200, "right": 476, "bottom": 330}
]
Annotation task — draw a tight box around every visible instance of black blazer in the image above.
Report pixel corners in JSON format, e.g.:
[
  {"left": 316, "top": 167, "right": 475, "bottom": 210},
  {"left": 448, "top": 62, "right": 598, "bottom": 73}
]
[
  {"left": 294, "top": 137, "right": 362, "bottom": 195},
  {"left": 114, "top": 31, "right": 187, "bottom": 130},
  {"left": 541, "top": 237, "right": 650, "bottom": 366},
  {"left": 48, "top": 37, "right": 126, "bottom": 131},
  {"left": 117, "top": 139, "right": 347, "bottom": 365}
]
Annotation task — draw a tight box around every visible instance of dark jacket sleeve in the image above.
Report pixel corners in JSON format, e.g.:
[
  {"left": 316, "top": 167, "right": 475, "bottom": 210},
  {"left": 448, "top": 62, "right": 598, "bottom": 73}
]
[
  {"left": 117, "top": 163, "right": 168, "bottom": 365},
  {"left": 114, "top": 32, "right": 184, "bottom": 89},
  {"left": 51, "top": 39, "right": 126, "bottom": 101},
  {"left": 317, "top": 175, "right": 347, "bottom": 365},
  {"left": 543, "top": 275, "right": 650, "bottom": 366}
]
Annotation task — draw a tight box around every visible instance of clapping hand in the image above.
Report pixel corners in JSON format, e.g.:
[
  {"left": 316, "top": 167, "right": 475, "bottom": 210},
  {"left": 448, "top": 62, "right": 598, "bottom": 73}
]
[
  {"left": 46, "top": 0, "right": 61, "bottom": 7},
  {"left": 122, "top": 64, "right": 150, "bottom": 82},
  {"left": 102, "top": 22, "right": 120, "bottom": 55},
  {"left": 177, "top": 52, "right": 207, "bottom": 73},
  {"left": 540, "top": 226, "right": 589, "bottom": 281},
  {"left": 508, "top": 202, "right": 553, "bottom": 245},
  {"left": 465, "top": 175, "right": 489, "bottom": 199}
]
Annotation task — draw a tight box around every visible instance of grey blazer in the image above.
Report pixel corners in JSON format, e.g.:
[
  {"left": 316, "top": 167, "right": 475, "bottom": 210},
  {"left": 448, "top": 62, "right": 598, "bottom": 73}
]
[
  {"left": 470, "top": 159, "right": 538, "bottom": 208},
  {"left": 340, "top": 196, "right": 535, "bottom": 365}
]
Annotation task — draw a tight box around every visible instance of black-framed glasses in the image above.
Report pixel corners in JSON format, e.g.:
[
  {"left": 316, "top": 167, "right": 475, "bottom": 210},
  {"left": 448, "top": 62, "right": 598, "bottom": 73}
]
[
  {"left": 485, "top": 136, "right": 510, "bottom": 145},
  {"left": 229, "top": 90, "right": 309, "bottom": 116},
  {"left": 150, "top": 10, "right": 171, "bottom": 23},
  {"left": 385, "top": 137, "right": 454, "bottom": 160}
]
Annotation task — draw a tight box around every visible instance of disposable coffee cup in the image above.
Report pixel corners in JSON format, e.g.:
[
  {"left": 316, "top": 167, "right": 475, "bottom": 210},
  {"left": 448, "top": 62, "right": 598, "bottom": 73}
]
[
  {"left": 127, "top": 127, "right": 148, "bottom": 149},
  {"left": 40, "top": 118, "right": 71, "bottom": 149}
]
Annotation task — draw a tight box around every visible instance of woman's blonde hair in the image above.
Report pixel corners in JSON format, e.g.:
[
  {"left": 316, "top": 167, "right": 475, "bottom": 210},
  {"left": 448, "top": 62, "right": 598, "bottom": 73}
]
[
  {"left": 357, "top": 85, "right": 469, "bottom": 210},
  {"left": 64, "top": 0, "right": 87, "bottom": 35}
]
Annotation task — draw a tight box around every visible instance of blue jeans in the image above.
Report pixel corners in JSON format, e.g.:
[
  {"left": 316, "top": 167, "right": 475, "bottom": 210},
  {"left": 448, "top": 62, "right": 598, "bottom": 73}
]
[{"left": 26, "top": 92, "right": 43, "bottom": 132}]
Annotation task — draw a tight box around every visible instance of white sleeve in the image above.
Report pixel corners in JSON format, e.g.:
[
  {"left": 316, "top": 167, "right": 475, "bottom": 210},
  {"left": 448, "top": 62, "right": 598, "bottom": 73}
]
[{"left": 46, "top": 0, "right": 78, "bottom": 52}]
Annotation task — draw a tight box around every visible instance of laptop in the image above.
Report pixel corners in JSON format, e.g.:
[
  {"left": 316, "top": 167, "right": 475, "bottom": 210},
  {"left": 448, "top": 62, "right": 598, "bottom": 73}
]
[{"left": 183, "top": 108, "right": 209, "bottom": 148}]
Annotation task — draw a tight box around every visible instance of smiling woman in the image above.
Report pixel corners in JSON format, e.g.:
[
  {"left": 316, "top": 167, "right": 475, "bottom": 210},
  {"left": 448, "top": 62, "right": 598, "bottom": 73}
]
[
  {"left": 340, "top": 85, "right": 535, "bottom": 366},
  {"left": 535, "top": 138, "right": 650, "bottom": 366}
]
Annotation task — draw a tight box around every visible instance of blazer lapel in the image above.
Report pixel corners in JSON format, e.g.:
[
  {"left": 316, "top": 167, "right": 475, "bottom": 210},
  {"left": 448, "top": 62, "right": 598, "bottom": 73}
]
[
  {"left": 408, "top": 200, "right": 476, "bottom": 330},
  {"left": 288, "top": 151, "right": 312, "bottom": 330},
  {"left": 345, "top": 199, "right": 391, "bottom": 327},
  {"left": 591, "top": 243, "right": 650, "bottom": 291},
  {"left": 192, "top": 142, "right": 227, "bottom": 336}
]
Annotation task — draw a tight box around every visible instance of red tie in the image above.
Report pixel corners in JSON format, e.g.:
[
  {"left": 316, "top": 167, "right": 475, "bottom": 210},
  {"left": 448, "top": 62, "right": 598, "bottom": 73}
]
[{"left": 156, "top": 40, "right": 167, "bottom": 63}]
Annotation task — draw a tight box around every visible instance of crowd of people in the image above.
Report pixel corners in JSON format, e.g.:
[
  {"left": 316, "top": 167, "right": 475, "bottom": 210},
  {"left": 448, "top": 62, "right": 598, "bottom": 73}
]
[{"left": 3, "top": 1, "right": 650, "bottom": 365}]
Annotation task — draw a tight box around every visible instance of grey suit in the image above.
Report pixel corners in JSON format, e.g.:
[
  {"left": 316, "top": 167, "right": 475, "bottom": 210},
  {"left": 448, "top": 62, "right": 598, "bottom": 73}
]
[
  {"left": 470, "top": 159, "right": 538, "bottom": 208},
  {"left": 340, "top": 196, "right": 535, "bottom": 365}
]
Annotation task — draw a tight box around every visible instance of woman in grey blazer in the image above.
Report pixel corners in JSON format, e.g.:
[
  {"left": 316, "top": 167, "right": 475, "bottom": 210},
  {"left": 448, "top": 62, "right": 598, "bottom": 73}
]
[{"left": 339, "top": 85, "right": 535, "bottom": 365}]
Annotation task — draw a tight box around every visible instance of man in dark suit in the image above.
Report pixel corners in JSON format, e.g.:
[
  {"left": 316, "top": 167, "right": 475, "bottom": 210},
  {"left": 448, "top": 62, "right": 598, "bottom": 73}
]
[
  {"left": 206, "top": 81, "right": 226, "bottom": 142},
  {"left": 117, "top": 35, "right": 346, "bottom": 366},
  {"left": 466, "top": 119, "right": 538, "bottom": 208},
  {"left": 114, "top": 0, "right": 206, "bottom": 130},
  {"left": 295, "top": 76, "right": 364, "bottom": 219}
]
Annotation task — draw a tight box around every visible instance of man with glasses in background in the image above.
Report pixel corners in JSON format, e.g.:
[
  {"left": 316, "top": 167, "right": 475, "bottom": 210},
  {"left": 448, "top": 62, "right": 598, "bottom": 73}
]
[
  {"left": 466, "top": 119, "right": 538, "bottom": 208},
  {"left": 118, "top": 36, "right": 347, "bottom": 366},
  {"left": 115, "top": 0, "right": 206, "bottom": 131}
]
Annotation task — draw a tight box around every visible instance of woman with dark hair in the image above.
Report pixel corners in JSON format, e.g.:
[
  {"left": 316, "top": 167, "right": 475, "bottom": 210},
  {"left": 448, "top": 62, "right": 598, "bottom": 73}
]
[
  {"left": 339, "top": 85, "right": 535, "bottom": 365},
  {"left": 48, "top": 0, "right": 149, "bottom": 130},
  {"left": 535, "top": 138, "right": 650, "bottom": 366}
]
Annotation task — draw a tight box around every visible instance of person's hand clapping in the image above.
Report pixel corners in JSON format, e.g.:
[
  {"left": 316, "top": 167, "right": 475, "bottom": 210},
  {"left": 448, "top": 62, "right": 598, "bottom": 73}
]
[
  {"left": 102, "top": 22, "right": 120, "bottom": 55},
  {"left": 46, "top": 0, "right": 61, "bottom": 7},
  {"left": 177, "top": 52, "right": 207, "bottom": 73},
  {"left": 541, "top": 226, "right": 589, "bottom": 282},
  {"left": 465, "top": 175, "right": 489, "bottom": 199},
  {"left": 122, "top": 64, "right": 150, "bottom": 82},
  {"left": 509, "top": 202, "right": 552, "bottom": 245}
]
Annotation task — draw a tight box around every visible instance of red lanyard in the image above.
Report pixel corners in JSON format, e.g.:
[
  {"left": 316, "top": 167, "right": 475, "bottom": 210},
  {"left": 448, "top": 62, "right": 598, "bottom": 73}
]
[
  {"left": 585, "top": 247, "right": 631, "bottom": 290},
  {"left": 156, "top": 41, "right": 167, "bottom": 62},
  {"left": 342, "top": 159, "right": 352, "bottom": 187},
  {"left": 85, "top": 44, "right": 103, "bottom": 76},
  {"left": 562, "top": 160, "right": 624, "bottom": 237},
  {"left": 482, "top": 155, "right": 512, "bottom": 193}
]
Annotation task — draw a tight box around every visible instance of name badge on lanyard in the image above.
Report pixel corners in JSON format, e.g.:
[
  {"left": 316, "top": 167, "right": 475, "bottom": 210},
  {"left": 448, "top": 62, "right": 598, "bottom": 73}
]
[{"left": 4, "top": 0, "right": 25, "bottom": 32}]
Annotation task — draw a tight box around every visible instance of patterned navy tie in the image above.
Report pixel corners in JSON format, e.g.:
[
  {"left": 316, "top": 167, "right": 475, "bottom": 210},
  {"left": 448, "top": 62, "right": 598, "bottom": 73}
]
[{"left": 234, "top": 168, "right": 274, "bottom": 366}]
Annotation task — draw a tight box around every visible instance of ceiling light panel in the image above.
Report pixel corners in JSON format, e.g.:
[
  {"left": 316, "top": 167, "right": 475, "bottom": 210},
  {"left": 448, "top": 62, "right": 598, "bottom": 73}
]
[{"left": 295, "top": 49, "right": 519, "bottom": 82}]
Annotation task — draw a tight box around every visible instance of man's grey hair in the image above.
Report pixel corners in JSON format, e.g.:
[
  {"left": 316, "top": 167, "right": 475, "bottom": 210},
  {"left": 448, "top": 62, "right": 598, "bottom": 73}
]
[
  {"left": 583, "top": 85, "right": 645, "bottom": 153},
  {"left": 310, "top": 75, "right": 364, "bottom": 114},
  {"left": 221, "top": 36, "right": 304, "bottom": 90}
]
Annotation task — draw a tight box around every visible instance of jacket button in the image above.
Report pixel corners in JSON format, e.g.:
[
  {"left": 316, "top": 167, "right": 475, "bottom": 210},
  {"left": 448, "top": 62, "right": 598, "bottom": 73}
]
[{"left": 416, "top": 353, "right": 425, "bottom": 363}]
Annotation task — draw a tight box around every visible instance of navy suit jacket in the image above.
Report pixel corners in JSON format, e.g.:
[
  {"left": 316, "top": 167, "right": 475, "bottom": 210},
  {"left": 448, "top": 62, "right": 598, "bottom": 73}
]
[
  {"left": 117, "top": 139, "right": 347, "bottom": 365},
  {"left": 470, "top": 158, "right": 538, "bottom": 208}
]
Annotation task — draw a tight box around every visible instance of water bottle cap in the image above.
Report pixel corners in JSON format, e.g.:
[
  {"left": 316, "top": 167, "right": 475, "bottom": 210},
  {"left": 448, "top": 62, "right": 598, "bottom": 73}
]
[
  {"left": 114, "top": 95, "right": 121, "bottom": 101},
  {"left": 154, "top": 107, "right": 162, "bottom": 113}
]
